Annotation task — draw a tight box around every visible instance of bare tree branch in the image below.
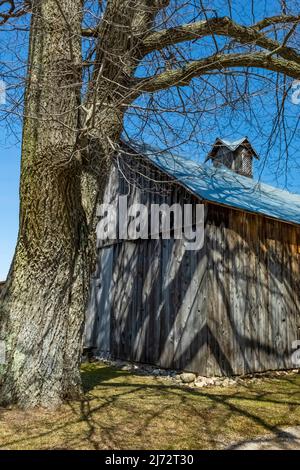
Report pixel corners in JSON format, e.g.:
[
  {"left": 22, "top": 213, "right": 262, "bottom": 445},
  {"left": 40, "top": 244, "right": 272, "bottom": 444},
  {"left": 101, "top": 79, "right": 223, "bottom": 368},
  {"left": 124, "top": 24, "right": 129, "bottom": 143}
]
[
  {"left": 141, "top": 16, "right": 300, "bottom": 65},
  {"left": 253, "top": 14, "right": 300, "bottom": 31},
  {"left": 0, "top": 0, "right": 31, "bottom": 25},
  {"left": 82, "top": 14, "right": 300, "bottom": 42},
  {"left": 135, "top": 52, "right": 300, "bottom": 94}
]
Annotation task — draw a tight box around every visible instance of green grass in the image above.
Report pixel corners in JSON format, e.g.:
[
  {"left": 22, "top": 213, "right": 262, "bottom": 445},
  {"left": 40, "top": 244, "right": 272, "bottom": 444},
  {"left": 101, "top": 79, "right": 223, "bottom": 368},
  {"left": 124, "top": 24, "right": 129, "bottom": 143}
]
[{"left": 1, "top": 363, "right": 300, "bottom": 449}]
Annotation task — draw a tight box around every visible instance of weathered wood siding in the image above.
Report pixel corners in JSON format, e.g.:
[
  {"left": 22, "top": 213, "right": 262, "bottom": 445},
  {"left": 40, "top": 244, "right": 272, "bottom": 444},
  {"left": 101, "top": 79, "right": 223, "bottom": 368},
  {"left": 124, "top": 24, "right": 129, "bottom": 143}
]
[
  {"left": 105, "top": 236, "right": 208, "bottom": 371},
  {"left": 206, "top": 205, "right": 300, "bottom": 375},
  {"left": 85, "top": 153, "right": 300, "bottom": 376},
  {"left": 85, "top": 156, "right": 208, "bottom": 372}
]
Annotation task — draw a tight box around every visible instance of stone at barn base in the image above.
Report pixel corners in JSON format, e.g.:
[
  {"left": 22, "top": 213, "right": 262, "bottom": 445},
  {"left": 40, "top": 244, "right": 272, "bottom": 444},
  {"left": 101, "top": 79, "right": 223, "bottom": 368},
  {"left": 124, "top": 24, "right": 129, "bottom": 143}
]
[{"left": 180, "top": 373, "right": 197, "bottom": 383}]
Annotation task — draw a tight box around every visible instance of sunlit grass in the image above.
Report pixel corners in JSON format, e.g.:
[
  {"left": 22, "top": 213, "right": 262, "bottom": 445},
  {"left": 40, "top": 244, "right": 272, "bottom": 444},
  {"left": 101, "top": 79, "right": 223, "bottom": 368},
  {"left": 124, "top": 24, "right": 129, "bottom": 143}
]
[{"left": 0, "top": 363, "right": 300, "bottom": 449}]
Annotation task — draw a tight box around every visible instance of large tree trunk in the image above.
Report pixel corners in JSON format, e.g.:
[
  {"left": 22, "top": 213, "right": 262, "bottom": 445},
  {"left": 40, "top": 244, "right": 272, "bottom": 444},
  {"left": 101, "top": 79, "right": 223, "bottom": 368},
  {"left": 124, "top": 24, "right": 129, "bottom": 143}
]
[
  {"left": 0, "top": 0, "right": 87, "bottom": 408},
  {"left": 0, "top": 0, "right": 168, "bottom": 409}
]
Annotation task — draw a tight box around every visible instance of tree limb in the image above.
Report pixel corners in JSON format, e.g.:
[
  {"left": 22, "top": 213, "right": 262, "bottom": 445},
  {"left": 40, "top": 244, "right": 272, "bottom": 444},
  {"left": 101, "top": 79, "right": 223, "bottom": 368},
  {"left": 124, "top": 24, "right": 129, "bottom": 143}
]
[
  {"left": 82, "top": 27, "right": 98, "bottom": 38},
  {"left": 253, "top": 14, "right": 300, "bottom": 31},
  {"left": 134, "top": 52, "right": 300, "bottom": 95},
  {"left": 141, "top": 16, "right": 300, "bottom": 65},
  {"left": 82, "top": 13, "right": 300, "bottom": 39},
  {"left": 0, "top": 0, "right": 31, "bottom": 25}
]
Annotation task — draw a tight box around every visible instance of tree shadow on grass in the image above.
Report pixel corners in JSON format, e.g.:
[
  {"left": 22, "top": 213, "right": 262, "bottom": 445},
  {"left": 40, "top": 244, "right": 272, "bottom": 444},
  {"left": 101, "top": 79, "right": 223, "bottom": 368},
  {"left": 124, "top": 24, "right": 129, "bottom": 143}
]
[
  {"left": 78, "top": 365, "right": 300, "bottom": 448},
  {"left": 81, "top": 364, "right": 127, "bottom": 392},
  {"left": 1, "top": 366, "right": 300, "bottom": 450}
]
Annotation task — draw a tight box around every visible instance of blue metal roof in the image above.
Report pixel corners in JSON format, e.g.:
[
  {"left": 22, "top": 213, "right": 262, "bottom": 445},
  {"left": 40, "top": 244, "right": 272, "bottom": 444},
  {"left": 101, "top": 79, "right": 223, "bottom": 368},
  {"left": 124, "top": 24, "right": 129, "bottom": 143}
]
[
  {"left": 126, "top": 141, "right": 300, "bottom": 227},
  {"left": 220, "top": 137, "right": 247, "bottom": 151}
]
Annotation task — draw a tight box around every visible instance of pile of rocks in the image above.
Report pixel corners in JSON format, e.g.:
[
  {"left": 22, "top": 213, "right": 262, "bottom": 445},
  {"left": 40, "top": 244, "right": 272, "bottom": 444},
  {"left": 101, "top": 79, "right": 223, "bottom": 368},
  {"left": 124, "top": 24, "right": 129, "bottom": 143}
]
[
  {"left": 175, "top": 372, "right": 237, "bottom": 388},
  {"left": 94, "top": 356, "right": 239, "bottom": 388},
  {"left": 91, "top": 355, "right": 299, "bottom": 389}
]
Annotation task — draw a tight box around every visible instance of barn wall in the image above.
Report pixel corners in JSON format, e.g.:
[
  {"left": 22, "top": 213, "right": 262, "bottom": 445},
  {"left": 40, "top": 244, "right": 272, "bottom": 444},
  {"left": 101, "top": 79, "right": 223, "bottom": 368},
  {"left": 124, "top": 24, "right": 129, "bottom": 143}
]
[
  {"left": 85, "top": 154, "right": 300, "bottom": 376},
  {"left": 85, "top": 157, "right": 209, "bottom": 373},
  {"left": 206, "top": 204, "right": 300, "bottom": 375},
  {"left": 107, "top": 236, "right": 208, "bottom": 372}
]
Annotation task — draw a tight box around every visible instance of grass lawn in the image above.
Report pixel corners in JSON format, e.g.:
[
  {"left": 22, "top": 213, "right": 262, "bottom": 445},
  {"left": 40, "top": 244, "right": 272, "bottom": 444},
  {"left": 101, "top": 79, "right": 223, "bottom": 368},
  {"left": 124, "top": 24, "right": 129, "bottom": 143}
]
[{"left": 0, "top": 363, "right": 300, "bottom": 450}]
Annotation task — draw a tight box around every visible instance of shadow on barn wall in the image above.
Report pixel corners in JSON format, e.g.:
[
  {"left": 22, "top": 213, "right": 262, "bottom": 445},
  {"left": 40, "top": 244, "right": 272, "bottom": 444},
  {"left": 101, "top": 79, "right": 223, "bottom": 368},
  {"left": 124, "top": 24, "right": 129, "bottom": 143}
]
[{"left": 85, "top": 141, "right": 300, "bottom": 376}]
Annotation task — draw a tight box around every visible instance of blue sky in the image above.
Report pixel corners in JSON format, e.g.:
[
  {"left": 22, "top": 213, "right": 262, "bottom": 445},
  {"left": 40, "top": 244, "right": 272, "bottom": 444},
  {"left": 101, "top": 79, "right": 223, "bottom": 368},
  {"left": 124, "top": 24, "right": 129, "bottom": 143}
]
[
  {"left": 0, "top": 141, "right": 20, "bottom": 279},
  {"left": 1, "top": 0, "right": 300, "bottom": 280}
]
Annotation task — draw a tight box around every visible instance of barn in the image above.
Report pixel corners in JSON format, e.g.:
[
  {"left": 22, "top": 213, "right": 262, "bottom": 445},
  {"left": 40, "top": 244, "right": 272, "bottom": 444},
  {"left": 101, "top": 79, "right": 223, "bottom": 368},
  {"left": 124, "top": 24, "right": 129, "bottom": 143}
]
[{"left": 84, "top": 137, "right": 300, "bottom": 376}]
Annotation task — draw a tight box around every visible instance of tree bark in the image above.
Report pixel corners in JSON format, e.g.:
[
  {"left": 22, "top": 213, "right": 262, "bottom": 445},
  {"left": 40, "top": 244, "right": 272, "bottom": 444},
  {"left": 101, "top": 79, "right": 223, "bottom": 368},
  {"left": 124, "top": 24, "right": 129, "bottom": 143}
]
[{"left": 0, "top": 0, "right": 86, "bottom": 408}]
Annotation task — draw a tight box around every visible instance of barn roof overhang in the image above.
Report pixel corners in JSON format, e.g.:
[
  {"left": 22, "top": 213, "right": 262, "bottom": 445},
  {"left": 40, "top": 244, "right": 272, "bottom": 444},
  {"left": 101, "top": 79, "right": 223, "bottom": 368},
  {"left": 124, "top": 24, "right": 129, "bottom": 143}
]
[{"left": 122, "top": 140, "right": 300, "bottom": 228}]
